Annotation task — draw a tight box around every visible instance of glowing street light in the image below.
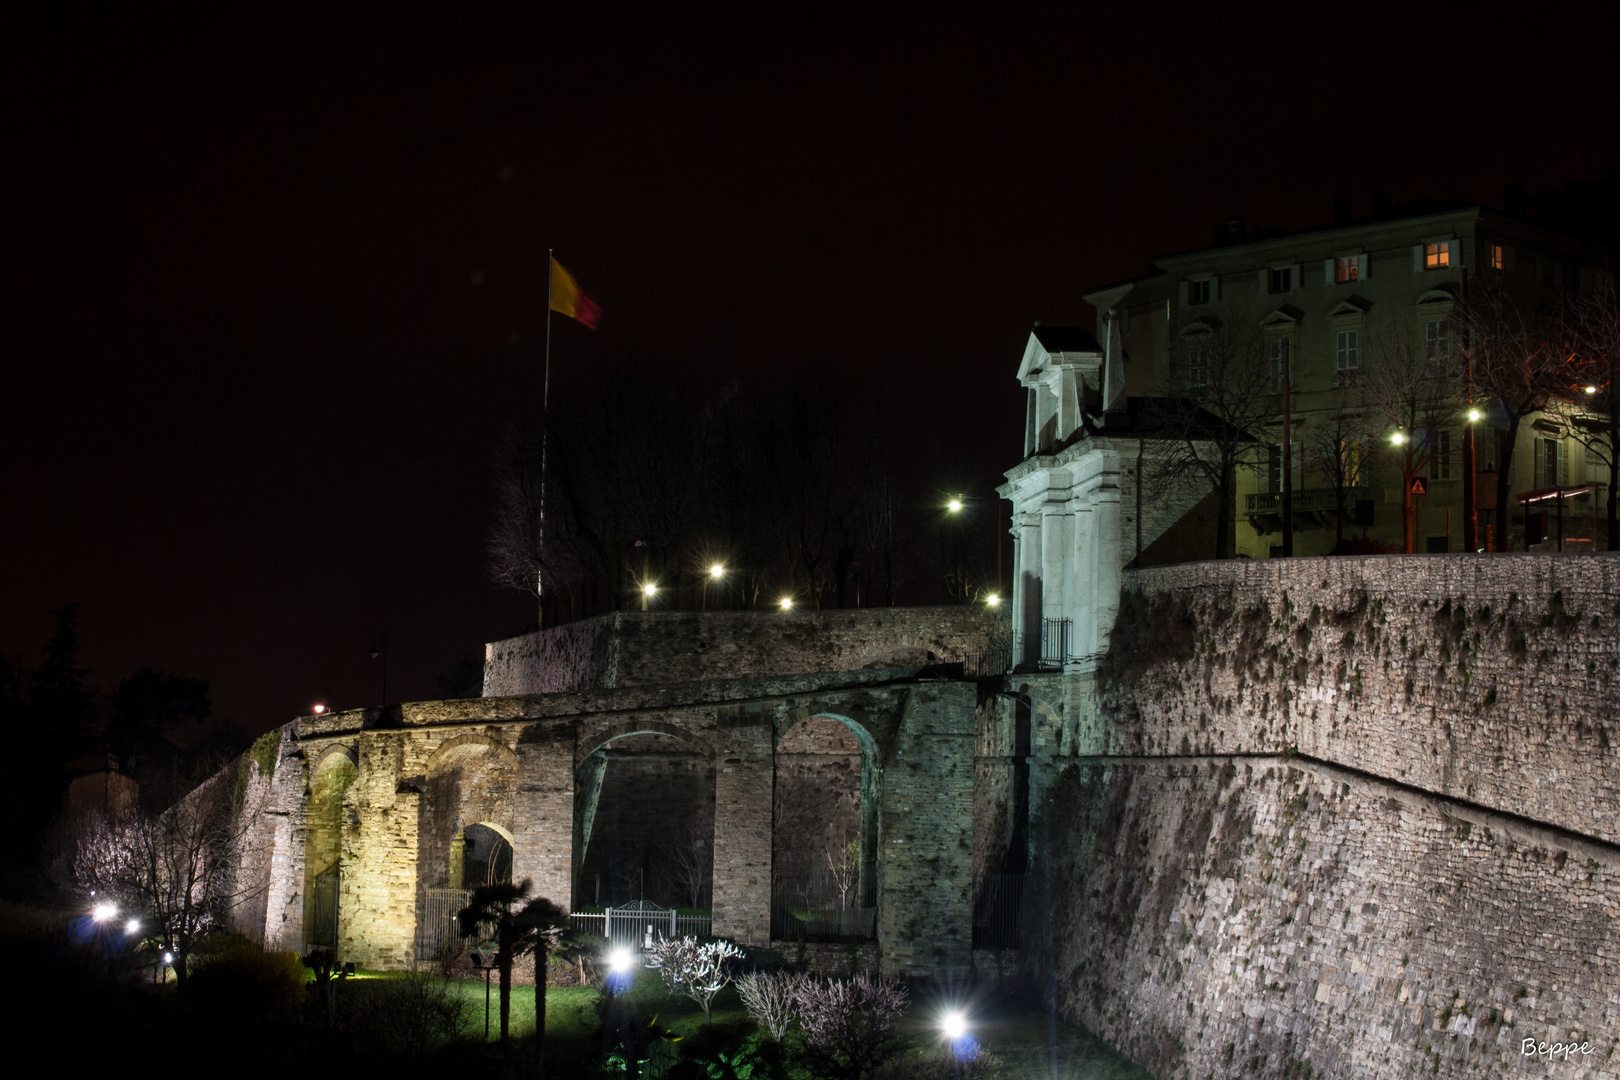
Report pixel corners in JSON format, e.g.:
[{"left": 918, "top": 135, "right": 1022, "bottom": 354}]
[
  {"left": 778, "top": 597, "right": 794, "bottom": 611},
  {"left": 1390, "top": 432, "right": 1406, "bottom": 446},
  {"left": 985, "top": 594, "right": 1001, "bottom": 607},
  {"left": 1586, "top": 385, "right": 1599, "bottom": 395},
  {"left": 125, "top": 918, "right": 141, "bottom": 936},
  {"left": 312, "top": 704, "right": 327, "bottom": 715},
  {"left": 709, "top": 563, "right": 725, "bottom": 579},
  {"left": 642, "top": 583, "right": 658, "bottom": 598},
  {"left": 1467, "top": 408, "right": 1482, "bottom": 422},
  {"left": 947, "top": 497, "right": 964, "bottom": 513},
  {"left": 92, "top": 901, "right": 118, "bottom": 924}
]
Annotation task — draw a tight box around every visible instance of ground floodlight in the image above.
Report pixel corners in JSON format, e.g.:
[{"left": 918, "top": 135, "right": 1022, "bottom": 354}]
[
  {"left": 609, "top": 947, "right": 633, "bottom": 974},
  {"left": 92, "top": 901, "right": 118, "bottom": 923},
  {"left": 163, "top": 952, "right": 173, "bottom": 965},
  {"left": 942, "top": 1010, "right": 967, "bottom": 1041},
  {"left": 125, "top": 918, "right": 140, "bottom": 935}
]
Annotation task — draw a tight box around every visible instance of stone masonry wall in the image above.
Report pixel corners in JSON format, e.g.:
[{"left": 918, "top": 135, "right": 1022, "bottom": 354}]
[
  {"left": 1091, "top": 553, "right": 1620, "bottom": 845},
  {"left": 483, "top": 607, "right": 1006, "bottom": 696},
  {"left": 1034, "top": 755, "right": 1620, "bottom": 1079}
]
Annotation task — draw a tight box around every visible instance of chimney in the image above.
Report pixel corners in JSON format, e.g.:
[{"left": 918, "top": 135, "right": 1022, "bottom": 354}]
[
  {"left": 1372, "top": 192, "right": 1392, "bottom": 216},
  {"left": 1332, "top": 193, "right": 1352, "bottom": 225}
]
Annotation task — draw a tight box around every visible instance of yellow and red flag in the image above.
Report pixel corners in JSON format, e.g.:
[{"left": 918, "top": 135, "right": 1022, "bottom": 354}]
[{"left": 549, "top": 258, "right": 601, "bottom": 328}]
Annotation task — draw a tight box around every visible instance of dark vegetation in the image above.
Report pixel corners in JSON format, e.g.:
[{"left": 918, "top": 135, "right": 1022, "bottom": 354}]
[{"left": 487, "top": 373, "right": 1005, "bottom": 626}]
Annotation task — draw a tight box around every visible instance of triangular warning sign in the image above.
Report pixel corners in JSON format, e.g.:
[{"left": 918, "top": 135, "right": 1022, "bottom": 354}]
[{"left": 1410, "top": 477, "right": 1429, "bottom": 496}]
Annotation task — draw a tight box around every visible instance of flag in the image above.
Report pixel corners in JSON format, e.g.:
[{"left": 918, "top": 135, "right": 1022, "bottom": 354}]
[{"left": 549, "top": 258, "right": 602, "bottom": 328}]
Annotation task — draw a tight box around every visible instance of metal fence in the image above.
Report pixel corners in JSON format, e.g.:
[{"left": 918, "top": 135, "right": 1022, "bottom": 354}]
[
  {"left": 569, "top": 901, "right": 712, "bottom": 952},
  {"left": 771, "top": 868, "right": 876, "bottom": 943},
  {"left": 416, "top": 887, "right": 471, "bottom": 960},
  {"left": 972, "top": 872, "right": 1024, "bottom": 949},
  {"left": 310, "top": 871, "right": 340, "bottom": 949},
  {"left": 1013, "top": 618, "right": 1071, "bottom": 672}
]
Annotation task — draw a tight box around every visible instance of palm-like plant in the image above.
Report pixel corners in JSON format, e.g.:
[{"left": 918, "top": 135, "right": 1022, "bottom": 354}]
[{"left": 457, "top": 878, "right": 570, "bottom": 1069}]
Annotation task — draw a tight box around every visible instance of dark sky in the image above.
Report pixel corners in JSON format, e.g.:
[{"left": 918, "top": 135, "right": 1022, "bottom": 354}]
[{"left": 4, "top": 2, "right": 1617, "bottom": 738}]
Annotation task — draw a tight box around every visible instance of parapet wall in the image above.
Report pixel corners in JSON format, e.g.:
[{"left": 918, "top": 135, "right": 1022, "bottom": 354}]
[{"left": 483, "top": 606, "right": 1006, "bottom": 696}]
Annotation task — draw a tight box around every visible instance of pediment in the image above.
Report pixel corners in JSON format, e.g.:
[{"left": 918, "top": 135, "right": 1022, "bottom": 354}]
[
  {"left": 1260, "top": 305, "right": 1304, "bottom": 327},
  {"left": 1415, "top": 284, "right": 1461, "bottom": 306},
  {"left": 1326, "top": 297, "right": 1372, "bottom": 319},
  {"left": 1179, "top": 315, "right": 1222, "bottom": 336}
]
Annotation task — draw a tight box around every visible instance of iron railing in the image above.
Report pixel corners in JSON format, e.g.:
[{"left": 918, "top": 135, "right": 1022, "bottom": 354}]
[
  {"left": 570, "top": 901, "right": 713, "bottom": 952},
  {"left": 771, "top": 868, "right": 877, "bottom": 943},
  {"left": 416, "top": 887, "right": 472, "bottom": 960},
  {"left": 972, "top": 872, "right": 1024, "bottom": 949}
]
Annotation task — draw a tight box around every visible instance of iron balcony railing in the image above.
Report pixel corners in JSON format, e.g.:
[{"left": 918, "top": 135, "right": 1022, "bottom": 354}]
[{"left": 1244, "top": 487, "right": 1368, "bottom": 516}]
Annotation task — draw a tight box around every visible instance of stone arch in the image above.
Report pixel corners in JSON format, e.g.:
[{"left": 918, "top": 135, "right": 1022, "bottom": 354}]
[
  {"left": 452, "top": 819, "right": 515, "bottom": 890},
  {"left": 771, "top": 712, "right": 881, "bottom": 941},
  {"left": 418, "top": 732, "right": 518, "bottom": 892},
  {"left": 575, "top": 721, "right": 718, "bottom": 908},
  {"left": 304, "top": 745, "right": 358, "bottom": 950}
]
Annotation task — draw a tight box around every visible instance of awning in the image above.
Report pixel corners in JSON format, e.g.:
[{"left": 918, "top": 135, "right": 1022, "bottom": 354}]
[{"left": 1514, "top": 485, "right": 1597, "bottom": 505}]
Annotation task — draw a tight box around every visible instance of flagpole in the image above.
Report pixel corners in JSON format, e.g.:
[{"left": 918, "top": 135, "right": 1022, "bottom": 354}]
[{"left": 539, "top": 250, "right": 553, "bottom": 629}]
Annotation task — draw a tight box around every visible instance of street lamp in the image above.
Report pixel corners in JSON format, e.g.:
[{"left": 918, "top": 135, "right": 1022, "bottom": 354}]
[
  {"left": 125, "top": 918, "right": 141, "bottom": 936},
  {"left": 312, "top": 704, "right": 327, "bottom": 715},
  {"left": 778, "top": 597, "right": 794, "bottom": 611},
  {"left": 947, "top": 497, "right": 964, "bottom": 513},
  {"left": 709, "top": 563, "right": 725, "bottom": 579},
  {"left": 1390, "top": 432, "right": 1406, "bottom": 445},
  {"left": 92, "top": 902, "right": 118, "bottom": 924},
  {"left": 1467, "top": 408, "right": 1482, "bottom": 422},
  {"left": 985, "top": 594, "right": 1000, "bottom": 607}
]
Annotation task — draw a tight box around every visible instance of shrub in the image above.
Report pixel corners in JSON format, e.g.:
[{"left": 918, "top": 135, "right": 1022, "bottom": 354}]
[
  {"left": 352, "top": 969, "right": 467, "bottom": 1057},
  {"left": 793, "top": 973, "right": 909, "bottom": 1080},
  {"left": 185, "top": 935, "right": 306, "bottom": 1024},
  {"left": 737, "top": 969, "right": 805, "bottom": 1040},
  {"left": 646, "top": 936, "right": 744, "bottom": 1022}
]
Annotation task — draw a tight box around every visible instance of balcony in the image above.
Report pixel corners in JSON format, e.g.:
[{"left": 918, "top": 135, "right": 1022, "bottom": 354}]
[{"left": 1245, "top": 487, "right": 1370, "bottom": 536}]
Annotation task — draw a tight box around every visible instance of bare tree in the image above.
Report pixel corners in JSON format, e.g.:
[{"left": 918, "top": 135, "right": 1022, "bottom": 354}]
[
  {"left": 1454, "top": 284, "right": 1572, "bottom": 551},
  {"left": 1144, "top": 315, "right": 1281, "bottom": 559},
  {"left": 659, "top": 823, "right": 712, "bottom": 909},
  {"left": 646, "top": 936, "right": 744, "bottom": 1024},
  {"left": 737, "top": 970, "right": 806, "bottom": 1041},
  {"left": 1299, "top": 394, "right": 1384, "bottom": 550},
  {"left": 66, "top": 770, "right": 268, "bottom": 986},
  {"left": 1548, "top": 270, "right": 1620, "bottom": 549},
  {"left": 1357, "top": 324, "right": 1463, "bottom": 552}
]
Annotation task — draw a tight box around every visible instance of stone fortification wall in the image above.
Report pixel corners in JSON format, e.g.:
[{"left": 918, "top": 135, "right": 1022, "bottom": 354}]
[
  {"left": 1036, "top": 754, "right": 1620, "bottom": 1079},
  {"left": 1091, "top": 553, "right": 1620, "bottom": 845},
  {"left": 1024, "top": 552, "right": 1620, "bottom": 1079},
  {"left": 483, "top": 607, "right": 1006, "bottom": 696}
]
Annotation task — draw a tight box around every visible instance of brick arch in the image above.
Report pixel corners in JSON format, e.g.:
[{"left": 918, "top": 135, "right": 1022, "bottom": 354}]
[
  {"left": 576, "top": 719, "right": 717, "bottom": 768},
  {"left": 425, "top": 732, "right": 517, "bottom": 776},
  {"left": 309, "top": 741, "right": 358, "bottom": 777},
  {"left": 774, "top": 712, "right": 882, "bottom": 930}
]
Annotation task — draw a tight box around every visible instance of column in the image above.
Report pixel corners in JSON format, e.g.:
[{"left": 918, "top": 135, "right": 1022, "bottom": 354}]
[
  {"left": 710, "top": 719, "right": 773, "bottom": 945},
  {"left": 511, "top": 722, "right": 576, "bottom": 911}
]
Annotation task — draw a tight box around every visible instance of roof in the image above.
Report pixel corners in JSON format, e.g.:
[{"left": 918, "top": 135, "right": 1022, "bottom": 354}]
[{"left": 1031, "top": 326, "right": 1101, "bottom": 354}]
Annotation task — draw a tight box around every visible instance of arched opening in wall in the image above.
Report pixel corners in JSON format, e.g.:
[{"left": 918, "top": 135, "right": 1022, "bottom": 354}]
[
  {"left": 416, "top": 737, "right": 517, "bottom": 960},
  {"left": 575, "top": 731, "right": 716, "bottom": 915},
  {"left": 771, "top": 714, "right": 878, "bottom": 943},
  {"left": 304, "top": 748, "right": 357, "bottom": 951},
  {"left": 973, "top": 694, "right": 1030, "bottom": 949}
]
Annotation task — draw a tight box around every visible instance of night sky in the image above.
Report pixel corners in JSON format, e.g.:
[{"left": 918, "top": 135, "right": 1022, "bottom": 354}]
[{"left": 5, "top": 3, "right": 1617, "bottom": 739}]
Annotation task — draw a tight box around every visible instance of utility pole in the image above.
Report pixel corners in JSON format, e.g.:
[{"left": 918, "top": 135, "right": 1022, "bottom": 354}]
[
  {"left": 1461, "top": 268, "right": 1479, "bottom": 551},
  {"left": 1281, "top": 339, "right": 1294, "bottom": 557}
]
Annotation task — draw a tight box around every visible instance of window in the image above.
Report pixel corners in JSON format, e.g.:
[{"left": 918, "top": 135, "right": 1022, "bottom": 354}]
[
  {"left": 1336, "top": 329, "right": 1360, "bottom": 386},
  {"left": 1430, "top": 429, "right": 1454, "bottom": 480},
  {"left": 1337, "top": 438, "right": 1362, "bottom": 488},
  {"left": 1187, "top": 346, "right": 1209, "bottom": 389},
  {"left": 1269, "top": 266, "right": 1293, "bottom": 293},
  {"left": 1537, "top": 437, "right": 1564, "bottom": 488},
  {"left": 1187, "top": 279, "right": 1211, "bottom": 304},
  {"left": 1269, "top": 339, "right": 1285, "bottom": 393},
  {"left": 1334, "top": 256, "right": 1359, "bottom": 283},
  {"left": 1424, "top": 241, "right": 1452, "bottom": 270},
  {"left": 1489, "top": 244, "right": 1505, "bottom": 271},
  {"left": 1425, "top": 318, "right": 1450, "bottom": 368}
]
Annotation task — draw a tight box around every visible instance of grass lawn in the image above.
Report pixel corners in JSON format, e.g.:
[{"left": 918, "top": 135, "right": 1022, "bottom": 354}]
[{"left": 407, "top": 969, "right": 1151, "bottom": 1078}]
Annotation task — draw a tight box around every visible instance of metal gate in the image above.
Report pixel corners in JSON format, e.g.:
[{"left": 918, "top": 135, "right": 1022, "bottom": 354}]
[
  {"left": 417, "top": 887, "right": 472, "bottom": 960},
  {"left": 310, "top": 871, "right": 339, "bottom": 949}
]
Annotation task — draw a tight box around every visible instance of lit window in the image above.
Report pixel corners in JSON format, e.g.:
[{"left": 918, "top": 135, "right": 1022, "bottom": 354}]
[
  {"left": 1336, "top": 330, "right": 1359, "bottom": 386},
  {"left": 1424, "top": 242, "right": 1452, "bottom": 270},
  {"left": 1269, "top": 267, "right": 1293, "bottom": 293},
  {"left": 1489, "top": 244, "right": 1504, "bottom": 271},
  {"left": 1187, "top": 279, "right": 1211, "bottom": 304},
  {"left": 1335, "top": 256, "right": 1359, "bottom": 283}
]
